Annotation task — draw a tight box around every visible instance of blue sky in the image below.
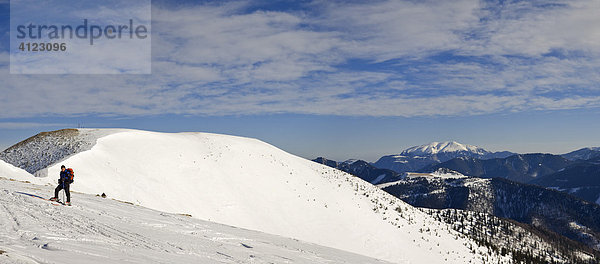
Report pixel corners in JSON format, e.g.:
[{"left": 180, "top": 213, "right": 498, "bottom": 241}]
[{"left": 1, "top": 0, "right": 600, "bottom": 161}]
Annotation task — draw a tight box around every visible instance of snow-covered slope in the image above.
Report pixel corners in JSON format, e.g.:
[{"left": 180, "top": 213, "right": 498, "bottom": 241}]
[
  {"left": 1, "top": 129, "right": 504, "bottom": 263},
  {"left": 0, "top": 160, "right": 33, "bottom": 180},
  {"left": 0, "top": 177, "right": 391, "bottom": 264}
]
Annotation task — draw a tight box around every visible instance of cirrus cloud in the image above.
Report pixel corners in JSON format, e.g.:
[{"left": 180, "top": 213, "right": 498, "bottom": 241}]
[{"left": 0, "top": 0, "right": 599, "bottom": 118}]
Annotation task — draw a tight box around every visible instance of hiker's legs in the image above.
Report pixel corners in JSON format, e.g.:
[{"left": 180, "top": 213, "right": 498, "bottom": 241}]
[
  {"left": 64, "top": 183, "right": 70, "bottom": 203},
  {"left": 54, "top": 184, "right": 63, "bottom": 198}
]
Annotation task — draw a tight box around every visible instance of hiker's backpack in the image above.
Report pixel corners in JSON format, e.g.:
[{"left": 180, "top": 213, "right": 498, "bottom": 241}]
[{"left": 66, "top": 168, "right": 74, "bottom": 183}]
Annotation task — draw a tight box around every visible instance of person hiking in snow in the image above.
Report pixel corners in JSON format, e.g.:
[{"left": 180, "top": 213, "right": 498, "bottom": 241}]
[{"left": 50, "top": 165, "right": 72, "bottom": 206}]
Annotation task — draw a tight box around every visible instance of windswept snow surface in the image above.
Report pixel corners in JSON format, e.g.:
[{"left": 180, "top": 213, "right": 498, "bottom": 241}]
[
  {"left": 2, "top": 129, "right": 503, "bottom": 263},
  {"left": 0, "top": 160, "right": 32, "bottom": 180},
  {"left": 0, "top": 177, "right": 391, "bottom": 264}
]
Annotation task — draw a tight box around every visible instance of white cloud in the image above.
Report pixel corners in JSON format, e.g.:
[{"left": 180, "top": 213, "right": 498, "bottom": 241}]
[
  {"left": 452, "top": 0, "right": 600, "bottom": 57},
  {"left": 1, "top": 0, "right": 600, "bottom": 118},
  {"left": 314, "top": 0, "right": 481, "bottom": 61},
  {"left": 152, "top": 4, "right": 342, "bottom": 82}
]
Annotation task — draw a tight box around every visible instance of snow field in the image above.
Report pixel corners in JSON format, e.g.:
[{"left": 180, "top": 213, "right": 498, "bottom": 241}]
[
  {"left": 0, "top": 177, "right": 392, "bottom": 264},
  {"left": 2, "top": 129, "right": 506, "bottom": 263}
]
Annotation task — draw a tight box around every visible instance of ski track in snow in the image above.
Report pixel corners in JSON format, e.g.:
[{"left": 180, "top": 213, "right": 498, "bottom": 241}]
[{"left": 0, "top": 178, "right": 391, "bottom": 264}]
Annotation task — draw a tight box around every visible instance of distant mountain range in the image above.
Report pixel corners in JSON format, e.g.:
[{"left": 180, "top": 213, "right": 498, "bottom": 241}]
[
  {"left": 531, "top": 157, "right": 600, "bottom": 203},
  {"left": 420, "top": 154, "right": 600, "bottom": 204},
  {"left": 422, "top": 154, "right": 572, "bottom": 183},
  {"left": 371, "top": 141, "right": 515, "bottom": 173},
  {"left": 368, "top": 142, "right": 599, "bottom": 175},
  {"left": 318, "top": 141, "right": 600, "bottom": 204},
  {"left": 309, "top": 142, "right": 600, "bottom": 261},
  {"left": 312, "top": 157, "right": 403, "bottom": 185},
  {"left": 379, "top": 172, "right": 600, "bottom": 251},
  {"left": 562, "top": 147, "right": 600, "bottom": 161},
  {"left": 313, "top": 141, "right": 600, "bottom": 251}
]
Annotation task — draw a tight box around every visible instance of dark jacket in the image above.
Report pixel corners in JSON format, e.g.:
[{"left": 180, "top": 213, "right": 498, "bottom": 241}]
[{"left": 60, "top": 170, "right": 72, "bottom": 183}]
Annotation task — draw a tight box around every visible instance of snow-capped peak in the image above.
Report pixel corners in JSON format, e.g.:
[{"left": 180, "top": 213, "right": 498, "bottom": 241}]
[
  {"left": 342, "top": 159, "right": 359, "bottom": 164},
  {"left": 430, "top": 168, "right": 467, "bottom": 178},
  {"left": 401, "top": 141, "right": 488, "bottom": 156}
]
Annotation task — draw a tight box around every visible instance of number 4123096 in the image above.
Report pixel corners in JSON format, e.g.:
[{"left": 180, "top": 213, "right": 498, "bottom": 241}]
[{"left": 18, "top": 42, "right": 67, "bottom": 52}]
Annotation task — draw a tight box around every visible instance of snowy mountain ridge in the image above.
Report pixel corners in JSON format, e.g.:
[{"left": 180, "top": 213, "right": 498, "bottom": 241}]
[
  {"left": 562, "top": 147, "right": 600, "bottom": 161},
  {"left": 401, "top": 141, "right": 489, "bottom": 156},
  {"left": 0, "top": 128, "right": 128, "bottom": 174},
  {"left": 0, "top": 128, "right": 507, "bottom": 264},
  {"left": 373, "top": 141, "right": 514, "bottom": 173}
]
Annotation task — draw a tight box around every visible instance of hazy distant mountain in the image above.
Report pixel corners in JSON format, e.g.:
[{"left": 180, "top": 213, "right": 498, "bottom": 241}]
[
  {"left": 531, "top": 157, "right": 600, "bottom": 204},
  {"left": 342, "top": 159, "right": 359, "bottom": 164},
  {"left": 422, "top": 154, "right": 572, "bottom": 183},
  {"left": 372, "top": 141, "right": 515, "bottom": 173},
  {"left": 562, "top": 147, "right": 600, "bottom": 161},
  {"left": 312, "top": 157, "right": 403, "bottom": 184}
]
